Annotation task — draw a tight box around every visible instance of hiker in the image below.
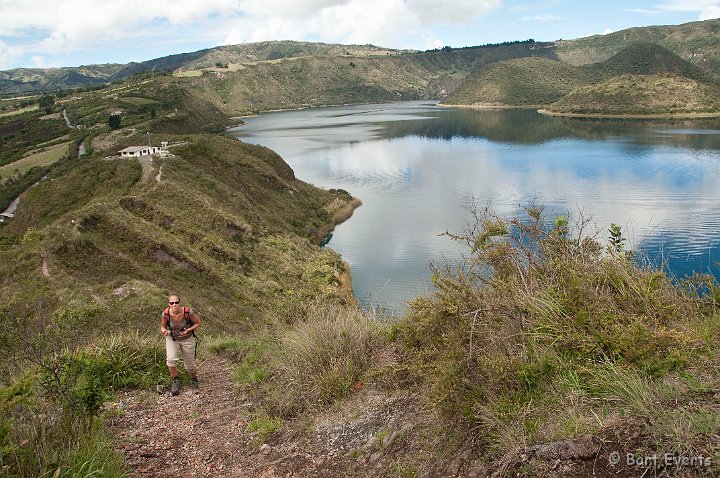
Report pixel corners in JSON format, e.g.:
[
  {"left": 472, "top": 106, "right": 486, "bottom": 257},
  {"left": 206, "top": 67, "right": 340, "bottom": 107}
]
[{"left": 160, "top": 294, "right": 201, "bottom": 395}]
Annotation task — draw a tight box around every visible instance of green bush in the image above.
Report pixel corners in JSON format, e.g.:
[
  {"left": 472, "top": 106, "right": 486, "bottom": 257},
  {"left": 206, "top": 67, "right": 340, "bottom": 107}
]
[
  {"left": 42, "top": 333, "right": 166, "bottom": 417},
  {"left": 395, "top": 206, "right": 717, "bottom": 453},
  {"left": 0, "top": 332, "right": 164, "bottom": 477}
]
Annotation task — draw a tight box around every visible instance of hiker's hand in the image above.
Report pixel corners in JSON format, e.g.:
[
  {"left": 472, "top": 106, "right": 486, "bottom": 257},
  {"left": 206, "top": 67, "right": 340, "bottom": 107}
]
[{"left": 162, "top": 329, "right": 170, "bottom": 336}]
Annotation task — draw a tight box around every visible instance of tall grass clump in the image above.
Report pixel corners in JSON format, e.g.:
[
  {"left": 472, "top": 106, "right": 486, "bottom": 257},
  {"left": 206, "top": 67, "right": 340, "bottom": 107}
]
[
  {"left": 395, "top": 205, "right": 719, "bottom": 456},
  {"left": 252, "top": 303, "right": 383, "bottom": 416}
]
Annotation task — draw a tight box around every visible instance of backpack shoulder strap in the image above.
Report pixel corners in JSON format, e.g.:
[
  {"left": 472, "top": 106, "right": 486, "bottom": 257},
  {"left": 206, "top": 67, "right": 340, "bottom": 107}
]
[{"left": 184, "top": 307, "right": 196, "bottom": 336}]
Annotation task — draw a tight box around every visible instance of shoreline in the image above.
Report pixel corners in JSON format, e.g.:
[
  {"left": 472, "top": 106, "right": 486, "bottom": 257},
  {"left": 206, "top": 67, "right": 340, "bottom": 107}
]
[
  {"left": 538, "top": 109, "right": 720, "bottom": 119},
  {"left": 315, "top": 197, "right": 362, "bottom": 245},
  {"left": 337, "top": 259, "right": 358, "bottom": 307},
  {"left": 316, "top": 196, "right": 362, "bottom": 306},
  {"left": 438, "top": 102, "right": 544, "bottom": 110}
]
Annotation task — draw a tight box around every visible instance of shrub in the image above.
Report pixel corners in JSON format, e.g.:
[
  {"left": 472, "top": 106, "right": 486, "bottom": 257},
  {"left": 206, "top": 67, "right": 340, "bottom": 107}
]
[
  {"left": 107, "top": 114, "right": 121, "bottom": 130},
  {"left": 0, "top": 330, "right": 164, "bottom": 477},
  {"left": 395, "top": 205, "right": 717, "bottom": 453}
]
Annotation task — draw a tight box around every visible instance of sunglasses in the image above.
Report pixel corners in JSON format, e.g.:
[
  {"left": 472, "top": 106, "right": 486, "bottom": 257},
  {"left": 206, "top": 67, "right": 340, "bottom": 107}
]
[{"left": 169, "top": 301, "right": 180, "bottom": 305}]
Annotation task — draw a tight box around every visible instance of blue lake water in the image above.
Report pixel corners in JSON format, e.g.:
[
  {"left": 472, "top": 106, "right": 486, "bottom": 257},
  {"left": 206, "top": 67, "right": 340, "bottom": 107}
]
[{"left": 229, "top": 101, "right": 720, "bottom": 314}]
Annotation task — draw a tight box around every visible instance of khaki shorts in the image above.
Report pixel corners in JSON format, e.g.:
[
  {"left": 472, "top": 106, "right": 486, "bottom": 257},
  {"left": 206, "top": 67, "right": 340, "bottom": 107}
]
[{"left": 165, "top": 335, "right": 197, "bottom": 372}]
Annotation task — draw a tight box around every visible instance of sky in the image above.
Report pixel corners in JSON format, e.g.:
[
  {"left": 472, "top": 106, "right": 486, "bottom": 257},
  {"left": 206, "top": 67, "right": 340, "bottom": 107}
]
[{"left": 0, "top": 0, "right": 719, "bottom": 70}]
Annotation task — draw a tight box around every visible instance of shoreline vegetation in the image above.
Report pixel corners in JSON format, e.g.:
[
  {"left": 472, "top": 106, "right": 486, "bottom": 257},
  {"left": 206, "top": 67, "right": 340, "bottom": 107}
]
[
  {"left": 315, "top": 196, "right": 362, "bottom": 245},
  {"left": 439, "top": 103, "right": 720, "bottom": 119},
  {"left": 317, "top": 196, "right": 362, "bottom": 306},
  {"left": 538, "top": 109, "right": 720, "bottom": 119},
  {"left": 438, "top": 102, "right": 544, "bottom": 110}
]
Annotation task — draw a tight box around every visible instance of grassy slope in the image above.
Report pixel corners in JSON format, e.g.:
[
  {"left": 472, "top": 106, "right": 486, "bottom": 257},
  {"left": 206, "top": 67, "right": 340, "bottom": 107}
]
[
  {"left": 393, "top": 209, "right": 720, "bottom": 475},
  {"left": 556, "top": 18, "right": 720, "bottom": 73},
  {"left": 591, "top": 42, "right": 712, "bottom": 82},
  {"left": 0, "top": 73, "right": 355, "bottom": 339},
  {"left": 546, "top": 74, "right": 720, "bottom": 115},
  {"left": 443, "top": 57, "right": 588, "bottom": 106},
  {"left": 444, "top": 42, "right": 719, "bottom": 113},
  {"left": 0, "top": 134, "right": 352, "bottom": 334},
  {"left": 0, "top": 141, "right": 70, "bottom": 183}
]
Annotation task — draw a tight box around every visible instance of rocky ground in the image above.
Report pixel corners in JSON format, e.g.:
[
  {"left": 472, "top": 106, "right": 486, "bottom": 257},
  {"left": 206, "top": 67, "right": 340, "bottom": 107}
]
[
  {"left": 106, "top": 352, "right": 696, "bottom": 477},
  {"left": 107, "top": 354, "right": 442, "bottom": 478}
]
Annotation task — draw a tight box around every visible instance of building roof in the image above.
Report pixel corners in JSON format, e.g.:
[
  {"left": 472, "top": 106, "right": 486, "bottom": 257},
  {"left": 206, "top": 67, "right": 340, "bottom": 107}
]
[{"left": 118, "top": 146, "right": 151, "bottom": 153}]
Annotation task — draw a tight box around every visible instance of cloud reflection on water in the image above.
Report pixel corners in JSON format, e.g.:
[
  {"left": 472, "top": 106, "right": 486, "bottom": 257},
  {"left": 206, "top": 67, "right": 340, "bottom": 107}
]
[{"left": 231, "top": 101, "right": 720, "bottom": 313}]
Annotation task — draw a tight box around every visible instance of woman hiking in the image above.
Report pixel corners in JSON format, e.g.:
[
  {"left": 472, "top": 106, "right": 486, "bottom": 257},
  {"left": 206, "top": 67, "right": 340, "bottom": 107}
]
[{"left": 160, "top": 294, "right": 201, "bottom": 395}]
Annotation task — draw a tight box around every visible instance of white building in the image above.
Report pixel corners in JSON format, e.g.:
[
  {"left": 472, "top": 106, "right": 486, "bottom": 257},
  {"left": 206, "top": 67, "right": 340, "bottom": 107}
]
[{"left": 117, "top": 145, "right": 162, "bottom": 158}]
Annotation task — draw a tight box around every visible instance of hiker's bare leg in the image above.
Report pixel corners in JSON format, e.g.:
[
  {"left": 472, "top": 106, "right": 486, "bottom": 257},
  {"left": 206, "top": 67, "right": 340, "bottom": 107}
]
[{"left": 168, "top": 366, "right": 179, "bottom": 378}]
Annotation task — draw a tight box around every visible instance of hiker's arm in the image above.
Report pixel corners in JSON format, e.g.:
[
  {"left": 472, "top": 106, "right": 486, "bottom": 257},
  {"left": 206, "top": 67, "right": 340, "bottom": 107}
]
[{"left": 160, "top": 316, "right": 170, "bottom": 336}]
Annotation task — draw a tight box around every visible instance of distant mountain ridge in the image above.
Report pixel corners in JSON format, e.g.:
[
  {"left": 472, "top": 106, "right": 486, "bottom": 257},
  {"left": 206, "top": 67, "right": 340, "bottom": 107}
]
[
  {"left": 0, "top": 42, "right": 413, "bottom": 95},
  {"left": 443, "top": 42, "right": 720, "bottom": 115},
  {"left": 2, "top": 18, "right": 720, "bottom": 99}
]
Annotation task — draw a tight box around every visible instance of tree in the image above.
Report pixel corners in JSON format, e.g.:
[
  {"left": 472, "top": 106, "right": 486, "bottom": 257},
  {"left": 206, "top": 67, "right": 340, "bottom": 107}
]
[
  {"left": 38, "top": 95, "right": 54, "bottom": 114},
  {"left": 108, "top": 114, "right": 121, "bottom": 130}
]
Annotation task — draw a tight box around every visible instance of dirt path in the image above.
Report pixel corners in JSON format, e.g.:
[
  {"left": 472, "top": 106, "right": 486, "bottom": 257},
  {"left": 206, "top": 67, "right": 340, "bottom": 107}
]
[
  {"left": 138, "top": 156, "right": 153, "bottom": 182},
  {"left": 107, "top": 351, "right": 435, "bottom": 477},
  {"left": 63, "top": 108, "right": 74, "bottom": 128},
  {"left": 110, "top": 355, "right": 252, "bottom": 477},
  {"left": 1, "top": 197, "right": 19, "bottom": 218}
]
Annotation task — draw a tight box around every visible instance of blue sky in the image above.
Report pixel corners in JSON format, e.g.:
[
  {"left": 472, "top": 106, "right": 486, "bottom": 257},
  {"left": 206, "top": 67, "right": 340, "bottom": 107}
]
[{"left": 0, "top": 0, "right": 717, "bottom": 70}]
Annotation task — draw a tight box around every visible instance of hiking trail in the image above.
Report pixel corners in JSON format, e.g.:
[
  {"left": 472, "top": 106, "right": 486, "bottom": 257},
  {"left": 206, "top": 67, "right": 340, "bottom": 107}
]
[{"left": 107, "top": 351, "right": 437, "bottom": 477}]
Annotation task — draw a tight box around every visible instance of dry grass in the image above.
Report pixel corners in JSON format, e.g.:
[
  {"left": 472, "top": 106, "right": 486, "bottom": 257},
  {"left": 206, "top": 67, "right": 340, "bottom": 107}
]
[
  {"left": 0, "top": 105, "right": 39, "bottom": 118},
  {"left": 239, "top": 303, "right": 384, "bottom": 417},
  {"left": 0, "top": 142, "right": 70, "bottom": 183}
]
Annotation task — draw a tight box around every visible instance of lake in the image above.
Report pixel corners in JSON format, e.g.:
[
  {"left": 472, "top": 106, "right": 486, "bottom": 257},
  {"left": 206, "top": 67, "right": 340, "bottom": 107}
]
[{"left": 229, "top": 101, "right": 720, "bottom": 314}]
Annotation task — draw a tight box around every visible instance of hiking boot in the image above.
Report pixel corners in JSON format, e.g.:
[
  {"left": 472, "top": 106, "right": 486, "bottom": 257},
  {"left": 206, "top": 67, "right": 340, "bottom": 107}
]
[
  {"left": 190, "top": 378, "right": 199, "bottom": 390},
  {"left": 170, "top": 378, "right": 180, "bottom": 396}
]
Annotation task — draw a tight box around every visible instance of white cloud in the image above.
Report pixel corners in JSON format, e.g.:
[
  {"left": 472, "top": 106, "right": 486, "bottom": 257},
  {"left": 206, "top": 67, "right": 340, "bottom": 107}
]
[
  {"left": 658, "top": 0, "right": 720, "bottom": 20},
  {"left": 602, "top": 28, "right": 615, "bottom": 35},
  {"left": 699, "top": 5, "right": 720, "bottom": 19},
  {"left": 223, "top": 0, "right": 500, "bottom": 49},
  {"left": 627, "top": 8, "right": 659, "bottom": 14},
  {"left": 0, "top": 0, "right": 240, "bottom": 55},
  {"left": 1, "top": 0, "right": 502, "bottom": 67},
  {"left": 0, "top": 40, "right": 23, "bottom": 69},
  {"left": 523, "top": 14, "right": 563, "bottom": 21},
  {"left": 407, "top": 0, "right": 500, "bottom": 25}
]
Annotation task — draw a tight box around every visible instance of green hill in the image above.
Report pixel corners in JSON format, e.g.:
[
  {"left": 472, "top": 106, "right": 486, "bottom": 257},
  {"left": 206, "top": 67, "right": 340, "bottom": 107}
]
[
  {"left": 544, "top": 74, "right": 720, "bottom": 116},
  {"left": 591, "top": 42, "right": 712, "bottom": 82},
  {"left": 443, "top": 57, "right": 588, "bottom": 106},
  {"left": 0, "top": 133, "right": 355, "bottom": 332},
  {"left": 556, "top": 18, "right": 720, "bottom": 74},
  {"left": 0, "top": 73, "right": 358, "bottom": 332},
  {"left": 3, "top": 18, "right": 720, "bottom": 104},
  {"left": 443, "top": 42, "right": 718, "bottom": 114}
]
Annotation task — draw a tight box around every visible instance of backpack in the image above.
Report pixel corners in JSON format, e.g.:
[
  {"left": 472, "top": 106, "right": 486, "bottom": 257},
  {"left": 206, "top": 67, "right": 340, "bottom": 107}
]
[{"left": 163, "top": 306, "right": 196, "bottom": 340}]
